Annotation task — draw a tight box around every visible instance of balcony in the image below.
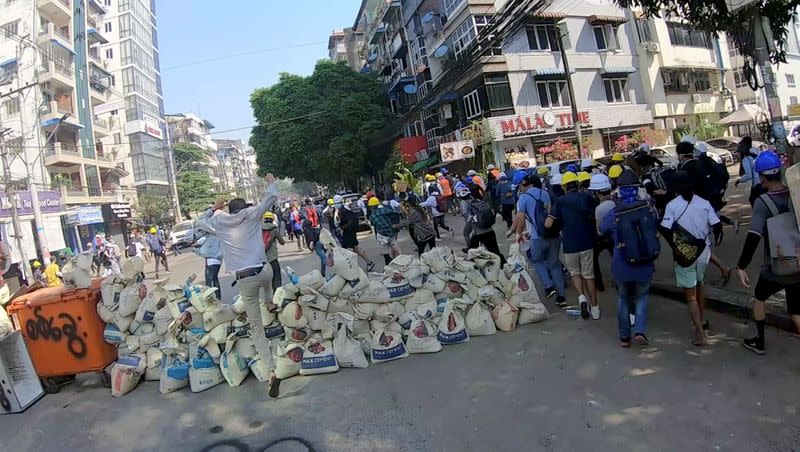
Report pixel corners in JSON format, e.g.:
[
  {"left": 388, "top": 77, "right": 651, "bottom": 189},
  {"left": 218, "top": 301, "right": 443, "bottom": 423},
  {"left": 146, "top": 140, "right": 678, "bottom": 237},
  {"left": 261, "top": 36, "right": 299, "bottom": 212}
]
[
  {"left": 44, "top": 142, "right": 82, "bottom": 167},
  {"left": 38, "top": 22, "right": 72, "bottom": 51},
  {"left": 87, "top": 28, "right": 109, "bottom": 46},
  {"left": 93, "top": 117, "right": 110, "bottom": 137},
  {"left": 60, "top": 186, "right": 118, "bottom": 205},
  {"left": 38, "top": 0, "right": 72, "bottom": 26},
  {"left": 38, "top": 59, "right": 75, "bottom": 90},
  {"left": 381, "top": 0, "right": 401, "bottom": 22},
  {"left": 40, "top": 99, "right": 73, "bottom": 123},
  {"left": 370, "top": 23, "right": 386, "bottom": 45}
]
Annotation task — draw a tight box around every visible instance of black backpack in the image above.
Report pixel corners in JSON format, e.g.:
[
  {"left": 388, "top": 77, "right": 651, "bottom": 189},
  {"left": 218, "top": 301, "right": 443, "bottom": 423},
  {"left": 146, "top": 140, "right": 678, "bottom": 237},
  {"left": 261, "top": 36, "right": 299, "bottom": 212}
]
[
  {"left": 126, "top": 242, "right": 137, "bottom": 256},
  {"left": 469, "top": 199, "right": 495, "bottom": 230}
]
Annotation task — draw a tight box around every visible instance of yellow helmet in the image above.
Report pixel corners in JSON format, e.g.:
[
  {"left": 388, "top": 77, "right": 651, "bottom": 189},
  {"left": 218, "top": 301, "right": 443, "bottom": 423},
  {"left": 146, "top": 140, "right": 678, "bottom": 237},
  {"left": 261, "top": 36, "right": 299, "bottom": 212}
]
[
  {"left": 609, "top": 165, "right": 623, "bottom": 179},
  {"left": 577, "top": 171, "right": 591, "bottom": 183},
  {"left": 435, "top": 172, "right": 443, "bottom": 178},
  {"left": 149, "top": 227, "right": 157, "bottom": 234},
  {"left": 33, "top": 261, "right": 42, "bottom": 268},
  {"left": 327, "top": 198, "right": 334, "bottom": 206},
  {"left": 263, "top": 212, "right": 275, "bottom": 221},
  {"left": 561, "top": 171, "right": 579, "bottom": 185},
  {"left": 536, "top": 166, "right": 550, "bottom": 176},
  {"left": 425, "top": 174, "right": 436, "bottom": 181},
  {"left": 611, "top": 152, "right": 624, "bottom": 162},
  {"left": 368, "top": 196, "right": 380, "bottom": 207}
]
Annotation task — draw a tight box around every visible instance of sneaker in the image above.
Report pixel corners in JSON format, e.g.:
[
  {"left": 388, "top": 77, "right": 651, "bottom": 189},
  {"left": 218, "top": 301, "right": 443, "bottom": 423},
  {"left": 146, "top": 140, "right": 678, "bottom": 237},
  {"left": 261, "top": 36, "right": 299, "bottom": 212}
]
[
  {"left": 579, "top": 295, "right": 589, "bottom": 319},
  {"left": 555, "top": 296, "right": 567, "bottom": 308},
  {"left": 742, "top": 337, "right": 765, "bottom": 355},
  {"left": 591, "top": 305, "right": 601, "bottom": 320},
  {"left": 544, "top": 287, "right": 556, "bottom": 299},
  {"left": 366, "top": 261, "right": 376, "bottom": 272},
  {"left": 634, "top": 334, "right": 649, "bottom": 346}
]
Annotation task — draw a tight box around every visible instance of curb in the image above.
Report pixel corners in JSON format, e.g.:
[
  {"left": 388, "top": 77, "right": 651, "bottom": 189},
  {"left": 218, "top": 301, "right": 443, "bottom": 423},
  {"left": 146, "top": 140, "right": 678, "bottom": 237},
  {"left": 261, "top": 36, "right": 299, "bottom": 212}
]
[{"left": 650, "top": 282, "right": 797, "bottom": 333}]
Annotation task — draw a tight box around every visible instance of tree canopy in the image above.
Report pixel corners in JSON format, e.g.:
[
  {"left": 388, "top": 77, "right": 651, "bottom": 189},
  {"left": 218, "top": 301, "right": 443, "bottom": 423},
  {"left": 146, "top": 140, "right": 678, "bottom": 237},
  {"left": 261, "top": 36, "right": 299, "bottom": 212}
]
[
  {"left": 136, "top": 193, "right": 172, "bottom": 226},
  {"left": 173, "top": 142, "right": 208, "bottom": 173},
  {"left": 615, "top": 0, "right": 800, "bottom": 62},
  {"left": 249, "top": 60, "right": 394, "bottom": 188},
  {"left": 171, "top": 142, "right": 224, "bottom": 217}
]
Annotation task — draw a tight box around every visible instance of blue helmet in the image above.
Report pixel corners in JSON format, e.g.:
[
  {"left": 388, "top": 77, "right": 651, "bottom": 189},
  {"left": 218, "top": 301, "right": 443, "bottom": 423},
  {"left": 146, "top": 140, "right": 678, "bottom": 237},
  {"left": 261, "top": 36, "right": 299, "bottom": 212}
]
[
  {"left": 754, "top": 150, "right": 781, "bottom": 174},
  {"left": 511, "top": 169, "right": 527, "bottom": 185},
  {"left": 566, "top": 164, "right": 578, "bottom": 173},
  {"left": 440, "top": 167, "right": 449, "bottom": 175}
]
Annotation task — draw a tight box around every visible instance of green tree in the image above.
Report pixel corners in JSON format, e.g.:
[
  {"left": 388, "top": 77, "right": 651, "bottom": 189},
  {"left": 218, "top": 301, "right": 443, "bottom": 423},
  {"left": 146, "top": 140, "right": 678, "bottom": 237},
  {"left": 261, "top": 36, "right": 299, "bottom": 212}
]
[
  {"left": 249, "top": 60, "right": 394, "bottom": 188},
  {"left": 136, "top": 193, "right": 172, "bottom": 226},
  {"left": 177, "top": 171, "right": 218, "bottom": 218},
  {"left": 173, "top": 142, "right": 208, "bottom": 173}
]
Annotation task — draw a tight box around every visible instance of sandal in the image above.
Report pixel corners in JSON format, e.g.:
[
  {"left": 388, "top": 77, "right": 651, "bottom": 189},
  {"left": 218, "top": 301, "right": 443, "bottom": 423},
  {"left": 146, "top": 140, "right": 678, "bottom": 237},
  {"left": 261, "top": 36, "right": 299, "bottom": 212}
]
[{"left": 268, "top": 376, "right": 281, "bottom": 398}]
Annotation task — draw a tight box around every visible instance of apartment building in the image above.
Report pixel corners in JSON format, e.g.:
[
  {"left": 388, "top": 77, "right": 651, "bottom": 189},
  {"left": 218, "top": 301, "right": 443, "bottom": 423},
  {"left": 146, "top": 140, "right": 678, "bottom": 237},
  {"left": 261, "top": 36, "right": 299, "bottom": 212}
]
[
  {"left": 99, "top": 0, "right": 169, "bottom": 197},
  {"left": 212, "top": 138, "right": 258, "bottom": 201},
  {"left": 166, "top": 113, "right": 225, "bottom": 191},
  {"left": 0, "top": 0, "right": 137, "bottom": 260},
  {"left": 328, "top": 28, "right": 365, "bottom": 70}
]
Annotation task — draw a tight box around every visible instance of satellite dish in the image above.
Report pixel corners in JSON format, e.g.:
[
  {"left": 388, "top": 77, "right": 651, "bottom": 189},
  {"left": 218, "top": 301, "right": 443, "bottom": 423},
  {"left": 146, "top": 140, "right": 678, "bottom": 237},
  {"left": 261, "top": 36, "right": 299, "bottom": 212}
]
[
  {"left": 403, "top": 84, "right": 418, "bottom": 94},
  {"left": 422, "top": 12, "right": 435, "bottom": 23},
  {"left": 433, "top": 45, "right": 449, "bottom": 58}
]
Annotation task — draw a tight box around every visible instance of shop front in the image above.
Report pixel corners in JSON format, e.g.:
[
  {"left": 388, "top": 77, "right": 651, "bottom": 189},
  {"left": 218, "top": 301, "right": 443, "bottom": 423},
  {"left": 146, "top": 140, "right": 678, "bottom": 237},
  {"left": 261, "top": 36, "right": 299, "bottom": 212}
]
[
  {"left": 101, "top": 202, "right": 132, "bottom": 248},
  {"left": 64, "top": 205, "right": 105, "bottom": 252},
  {"left": 487, "top": 104, "right": 654, "bottom": 168}
]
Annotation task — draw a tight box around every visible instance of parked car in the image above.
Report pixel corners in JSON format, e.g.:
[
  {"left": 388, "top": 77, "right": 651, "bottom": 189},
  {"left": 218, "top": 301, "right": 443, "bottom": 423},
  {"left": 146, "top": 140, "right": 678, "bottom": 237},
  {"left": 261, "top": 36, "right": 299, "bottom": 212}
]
[
  {"left": 696, "top": 140, "right": 734, "bottom": 166},
  {"left": 650, "top": 145, "right": 724, "bottom": 165},
  {"left": 705, "top": 137, "right": 764, "bottom": 162},
  {"left": 534, "top": 159, "right": 607, "bottom": 176},
  {"left": 170, "top": 221, "right": 195, "bottom": 248}
]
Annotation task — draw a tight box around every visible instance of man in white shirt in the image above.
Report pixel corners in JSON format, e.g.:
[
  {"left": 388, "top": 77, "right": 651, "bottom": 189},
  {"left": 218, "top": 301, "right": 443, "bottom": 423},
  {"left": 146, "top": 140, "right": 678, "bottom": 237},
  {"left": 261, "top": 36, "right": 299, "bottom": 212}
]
[{"left": 199, "top": 173, "right": 282, "bottom": 397}]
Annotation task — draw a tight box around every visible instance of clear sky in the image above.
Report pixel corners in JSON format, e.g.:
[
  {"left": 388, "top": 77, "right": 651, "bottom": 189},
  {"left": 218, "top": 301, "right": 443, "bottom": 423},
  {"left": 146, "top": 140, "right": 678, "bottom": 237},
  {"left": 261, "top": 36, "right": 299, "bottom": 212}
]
[{"left": 157, "top": 0, "right": 363, "bottom": 143}]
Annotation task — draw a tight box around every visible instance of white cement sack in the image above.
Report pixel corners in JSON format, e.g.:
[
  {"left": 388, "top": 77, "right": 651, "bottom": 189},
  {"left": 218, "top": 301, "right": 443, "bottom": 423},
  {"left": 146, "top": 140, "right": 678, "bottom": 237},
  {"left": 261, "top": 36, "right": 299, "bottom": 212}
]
[
  {"left": 468, "top": 247, "right": 502, "bottom": 282},
  {"left": 130, "top": 322, "right": 154, "bottom": 337},
  {"left": 320, "top": 275, "right": 347, "bottom": 297},
  {"left": 234, "top": 337, "right": 257, "bottom": 361},
  {"left": 273, "top": 286, "right": 296, "bottom": 309},
  {"left": 203, "top": 304, "right": 236, "bottom": 331},
  {"left": 153, "top": 307, "right": 173, "bottom": 335},
  {"left": 97, "top": 302, "right": 115, "bottom": 324},
  {"left": 421, "top": 246, "right": 456, "bottom": 273},
  {"left": 305, "top": 308, "right": 328, "bottom": 331},
  {"left": 300, "top": 335, "right": 339, "bottom": 375},
  {"left": 371, "top": 304, "right": 395, "bottom": 323},
  {"left": 220, "top": 335, "right": 249, "bottom": 387},
  {"left": 0, "top": 307, "right": 11, "bottom": 336},
  {"left": 103, "top": 324, "right": 127, "bottom": 344},
  {"left": 437, "top": 300, "right": 469, "bottom": 345},
  {"left": 190, "top": 287, "right": 220, "bottom": 313},
  {"left": 386, "top": 255, "right": 430, "bottom": 288},
  {"left": 274, "top": 342, "right": 303, "bottom": 379},
  {"left": 398, "top": 310, "right": 418, "bottom": 330},
  {"left": 278, "top": 302, "right": 308, "bottom": 328},
  {"left": 249, "top": 354, "right": 271, "bottom": 382},
  {"left": 117, "top": 343, "right": 135, "bottom": 356},
  {"left": 261, "top": 303, "right": 277, "bottom": 327},
  {"left": 416, "top": 300, "right": 438, "bottom": 320},
  {"left": 114, "top": 313, "right": 134, "bottom": 333},
  {"left": 338, "top": 268, "right": 371, "bottom": 299},
  {"left": 231, "top": 294, "right": 246, "bottom": 314},
  {"left": 404, "top": 289, "right": 436, "bottom": 313},
  {"left": 185, "top": 328, "right": 206, "bottom": 344},
  {"left": 121, "top": 256, "right": 145, "bottom": 282},
  {"left": 298, "top": 269, "right": 325, "bottom": 290},
  {"left": 298, "top": 290, "right": 330, "bottom": 312},
  {"left": 352, "top": 301, "right": 379, "bottom": 320},
  {"left": 284, "top": 326, "right": 310, "bottom": 343},
  {"left": 492, "top": 302, "right": 519, "bottom": 332},
  {"left": 101, "top": 279, "right": 124, "bottom": 308},
  {"left": 159, "top": 356, "right": 190, "bottom": 394},
  {"left": 138, "top": 330, "right": 161, "bottom": 349},
  {"left": 189, "top": 343, "right": 218, "bottom": 369},
  {"left": 435, "top": 268, "right": 467, "bottom": 284},
  {"left": 518, "top": 302, "right": 550, "bottom": 325},
  {"left": 434, "top": 282, "right": 464, "bottom": 315},
  {"left": 264, "top": 320, "right": 285, "bottom": 340},
  {"left": 327, "top": 297, "right": 354, "bottom": 315},
  {"left": 420, "top": 273, "right": 446, "bottom": 293},
  {"left": 492, "top": 271, "right": 514, "bottom": 298},
  {"left": 382, "top": 273, "right": 416, "bottom": 301},
  {"left": 328, "top": 247, "right": 361, "bottom": 281},
  {"left": 110, "top": 354, "right": 145, "bottom": 397},
  {"left": 124, "top": 335, "right": 141, "bottom": 354},
  {"left": 117, "top": 284, "right": 143, "bottom": 317},
  {"left": 406, "top": 316, "right": 442, "bottom": 353},
  {"left": 145, "top": 348, "right": 164, "bottom": 381},
  {"left": 167, "top": 296, "right": 192, "bottom": 320},
  {"left": 455, "top": 258, "right": 488, "bottom": 286},
  {"left": 352, "top": 280, "right": 390, "bottom": 304},
  {"left": 135, "top": 294, "right": 160, "bottom": 323},
  {"left": 181, "top": 307, "right": 204, "bottom": 330},
  {"left": 369, "top": 320, "right": 408, "bottom": 363},
  {"left": 61, "top": 259, "right": 92, "bottom": 289},
  {"left": 189, "top": 365, "right": 224, "bottom": 392},
  {"left": 352, "top": 319, "right": 370, "bottom": 336},
  {"left": 478, "top": 286, "right": 504, "bottom": 307},
  {"left": 504, "top": 243, "right": 528, "bottom": 277},
  {"left": 509, "top": 269, "right": 538, "bottom": 303},
  {"left": 199, "top": 335, "right": 221, "bottom": 359},
  {"left": 319, "top": 227, "right": 337, "bottom": 250},
  {"left": 388, "top": 301, "right": 406, "bottom": 318},
  {"left": 332, "top": 313, "right": 369, "bottom": 368},
  {"left": 465, "top": 301, "right": 496, "bottom": 336}
]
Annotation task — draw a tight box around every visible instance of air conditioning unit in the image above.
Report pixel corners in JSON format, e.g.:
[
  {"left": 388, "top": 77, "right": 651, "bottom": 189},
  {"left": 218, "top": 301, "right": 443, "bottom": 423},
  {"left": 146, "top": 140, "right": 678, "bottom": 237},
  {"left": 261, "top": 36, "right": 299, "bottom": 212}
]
[
  {"left": 645, "top": 42, "right": 661, "bottom": 53},
  {"left": 691, "top": 93, "right": 703, "bottom": 103}
]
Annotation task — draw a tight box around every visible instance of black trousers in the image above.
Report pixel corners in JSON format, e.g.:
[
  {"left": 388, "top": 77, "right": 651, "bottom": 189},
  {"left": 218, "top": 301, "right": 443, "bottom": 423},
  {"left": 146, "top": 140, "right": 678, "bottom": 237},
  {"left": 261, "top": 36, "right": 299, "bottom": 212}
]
[
  {"left": 416, "top": 237, "right": 436, "bottom": 256},
  {"left": 432, "top": 215, "right": 451, "bottom": 238},
  {"left": 204, "top": 264, "right": 221, "bottom": 299},
  {"left": 593, "top": 237, "right": 614, "bottom": 292},
  {"left": 468, "top": 231, "right": 506, "bottom": 266},
  {"left": 501, "top": 204, "right": 514, "bottom": 228},
  {"left": 269, "top": 259, "right": 282, "bottom": 293}
]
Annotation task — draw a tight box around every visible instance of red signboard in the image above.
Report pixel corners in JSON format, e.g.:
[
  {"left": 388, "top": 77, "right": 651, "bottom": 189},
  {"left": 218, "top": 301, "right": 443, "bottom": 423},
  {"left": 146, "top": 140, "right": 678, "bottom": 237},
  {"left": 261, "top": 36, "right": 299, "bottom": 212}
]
[
  {"left": 500, "top": 111, "right": 591, "bottom": 138},
  {"left": 398, "top": 136, "right": 428, "bottom": 164}
]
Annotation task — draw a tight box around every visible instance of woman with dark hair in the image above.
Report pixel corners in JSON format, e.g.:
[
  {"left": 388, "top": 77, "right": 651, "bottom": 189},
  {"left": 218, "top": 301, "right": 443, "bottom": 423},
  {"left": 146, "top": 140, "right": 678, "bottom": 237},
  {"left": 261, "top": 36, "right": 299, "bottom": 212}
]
[
  {"left": 735, "top": 136, "right": 764, "bottom": 206},
  {"left": 394, "top": 195, "right": 437, "bottom": 256}
]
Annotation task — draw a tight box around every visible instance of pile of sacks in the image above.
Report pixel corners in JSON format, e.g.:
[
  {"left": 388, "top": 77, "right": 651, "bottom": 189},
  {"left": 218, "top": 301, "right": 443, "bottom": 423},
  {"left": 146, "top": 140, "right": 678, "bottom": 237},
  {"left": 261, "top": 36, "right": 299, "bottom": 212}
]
[{"left": 96, "top": 240, "right": 549, "bottom": 397}]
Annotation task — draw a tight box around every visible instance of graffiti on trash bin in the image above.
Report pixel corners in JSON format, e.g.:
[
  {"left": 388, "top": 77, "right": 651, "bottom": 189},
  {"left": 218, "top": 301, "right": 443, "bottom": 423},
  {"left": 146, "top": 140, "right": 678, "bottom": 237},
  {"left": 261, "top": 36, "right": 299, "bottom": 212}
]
[{"left": 24, "top": 306, "right": 88, "bottom": 359}]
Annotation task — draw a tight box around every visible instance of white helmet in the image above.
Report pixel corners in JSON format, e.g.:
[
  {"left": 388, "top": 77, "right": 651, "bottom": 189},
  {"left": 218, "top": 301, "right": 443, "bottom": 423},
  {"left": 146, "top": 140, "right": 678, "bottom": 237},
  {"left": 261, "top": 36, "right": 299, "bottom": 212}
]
[
  {"left": 638, "top": 143, "right": 651, "bottom": 154},
  {"left": 456, "top": 188, "right": 471, "bottom": 198},
  {"left": 550, "top": 173, "right": 563, "bottom": 185},
  {"left": 466, "top": 170, "right": 477, "bottom": 176},
  {"left": 486, "top": 164, "right": 495, "bottom": 170},
  {"left": 588, "top": 174, "right": 611, "bottom": 191},
  {"left": 580, "top": 157, "right": 594, "bottom": 169},
  {"left": 333, "top": 194, "right": 343, "bottom": 205},
  {"left": 680, "top": 135, "right": 696, "bottom": 145},
  {"left": 283, "top": 202, "right": 290, "bottom": 209}
]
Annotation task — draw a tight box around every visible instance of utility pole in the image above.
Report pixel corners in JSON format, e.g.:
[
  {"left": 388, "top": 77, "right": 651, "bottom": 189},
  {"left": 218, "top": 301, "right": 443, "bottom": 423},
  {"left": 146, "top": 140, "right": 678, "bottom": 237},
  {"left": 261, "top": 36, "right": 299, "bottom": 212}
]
[
  {"left": 163, "top": 121, "right": 181, "bottom": 223},
  {"left": 751, "top": 15, "right": 788, "bottom": 155},
  {"left": 556, "top": 22, "right": 583, "bottom": 159},
  {"left": 0, "top": 128, "right": 32, "bottom": 284}
]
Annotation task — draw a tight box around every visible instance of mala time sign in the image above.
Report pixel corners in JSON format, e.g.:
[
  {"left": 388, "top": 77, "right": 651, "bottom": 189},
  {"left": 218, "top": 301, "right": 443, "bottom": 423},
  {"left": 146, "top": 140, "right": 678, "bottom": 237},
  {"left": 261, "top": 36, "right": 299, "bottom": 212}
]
[{"left": 500, "top": 111, "right": 592, "bottom": 138}]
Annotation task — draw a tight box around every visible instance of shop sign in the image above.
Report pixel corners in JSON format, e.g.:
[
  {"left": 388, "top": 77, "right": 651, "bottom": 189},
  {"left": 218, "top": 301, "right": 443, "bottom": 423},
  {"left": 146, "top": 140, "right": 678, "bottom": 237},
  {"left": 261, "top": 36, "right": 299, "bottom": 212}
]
[
  {"left": 500, "top": 111, "right": 592, "bottom": 138},
  {"left": 397, "top": 136, "right": 428, "bottom": 164},
  {"left": 102, "top": 202, "right": 132, "bottom": 220},
  {"left": 143, "top": 114, "right": 163, "bottom": 140},
  {"left": 440, "top": 139, "right": 476, "bottom": 163},
  {"left": 787, "top": 104, "right": 800, "bottom": 117},
  {"left": 0, "top": 191, "right": 62, "bottom": 218},
  {"left": 66, "top": 205, "right": 104, "bottom": 226}
]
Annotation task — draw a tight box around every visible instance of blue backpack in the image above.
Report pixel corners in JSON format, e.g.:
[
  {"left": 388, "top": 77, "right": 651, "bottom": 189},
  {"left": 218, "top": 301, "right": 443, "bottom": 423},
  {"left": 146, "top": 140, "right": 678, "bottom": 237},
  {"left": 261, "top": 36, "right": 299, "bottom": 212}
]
[
  {"left": 613, "top": 200, "right": 661, "bottom": 264},
  {"left": 521, "top": 191, "right": 559, "bottom": 238}
]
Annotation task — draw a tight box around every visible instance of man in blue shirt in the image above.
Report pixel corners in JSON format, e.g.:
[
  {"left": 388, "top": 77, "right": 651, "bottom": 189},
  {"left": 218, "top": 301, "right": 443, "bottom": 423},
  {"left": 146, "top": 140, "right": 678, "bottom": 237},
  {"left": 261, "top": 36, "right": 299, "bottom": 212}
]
[
  {"left": 495, "top": 173, "right": 515, "bottom": 228},
  {"left": 512, "top": 172, "right": 567, "bottom": 307},
  {"left": 546, "top": 172, "right": 599, "bottom": 319}
]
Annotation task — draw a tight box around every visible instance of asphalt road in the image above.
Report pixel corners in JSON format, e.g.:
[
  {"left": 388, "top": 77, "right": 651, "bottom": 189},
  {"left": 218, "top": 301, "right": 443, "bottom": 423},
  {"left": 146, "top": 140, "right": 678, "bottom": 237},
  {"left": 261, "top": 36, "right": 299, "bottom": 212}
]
[{"left": 3, "top": 209, "right": 799, "bottom": 452}]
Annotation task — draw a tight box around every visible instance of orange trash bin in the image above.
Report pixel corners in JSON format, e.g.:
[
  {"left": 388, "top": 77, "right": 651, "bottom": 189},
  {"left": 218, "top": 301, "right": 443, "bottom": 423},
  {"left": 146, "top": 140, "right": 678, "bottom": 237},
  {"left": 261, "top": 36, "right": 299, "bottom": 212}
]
[{"left": 7, "top": 285, "right": 116, "bottom": 391}]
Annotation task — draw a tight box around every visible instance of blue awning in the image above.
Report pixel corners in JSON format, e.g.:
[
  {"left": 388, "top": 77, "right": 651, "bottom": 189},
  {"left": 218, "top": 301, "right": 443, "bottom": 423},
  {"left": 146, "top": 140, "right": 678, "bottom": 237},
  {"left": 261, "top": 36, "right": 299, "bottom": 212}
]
[
  {"left": 422, "top": 91, "right": 458, "bottom": 110},
  {"left": 388, "top": 74, "right": 415, "bottom": 92},
  {"left": 531, "top": 67, "right": 575, "bottom": 78},
  {"left": 600, "top": 66, "right": 636, "bottom": 76},
  {"left": 41, "top": 118, "right": 84, "bottom": 128},
  {"left": 0, "top": 58, "right": 17, "bottom": 67},
  {"left": 50, "top": 39, "right": 75, "bottom": 55}
]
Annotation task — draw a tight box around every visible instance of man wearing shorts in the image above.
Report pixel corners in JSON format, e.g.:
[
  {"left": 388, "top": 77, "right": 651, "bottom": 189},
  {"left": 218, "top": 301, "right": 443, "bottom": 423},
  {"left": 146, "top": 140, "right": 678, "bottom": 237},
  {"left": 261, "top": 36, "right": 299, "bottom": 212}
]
[
  {"left": 736, "top": 151, "right": 800, "bottom": 354},
  {"left": 368, "top": 196, "right": 401, "bottom": 265},
  {"left": 546, "top": 171, "right": 600, "bottom": 319}
]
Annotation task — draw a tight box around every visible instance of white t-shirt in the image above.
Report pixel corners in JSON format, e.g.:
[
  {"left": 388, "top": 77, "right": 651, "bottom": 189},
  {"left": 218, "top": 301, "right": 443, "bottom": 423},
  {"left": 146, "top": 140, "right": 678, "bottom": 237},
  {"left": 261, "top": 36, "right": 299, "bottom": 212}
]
[
  {"left": 660, "top": 195, "right": 720, "bottom": 248},
  {"left": 133, "top": 242, "right": 145, "bottom": 257},
  {"left": 595, "top": 199, "right": 615, "bottom": 223}
]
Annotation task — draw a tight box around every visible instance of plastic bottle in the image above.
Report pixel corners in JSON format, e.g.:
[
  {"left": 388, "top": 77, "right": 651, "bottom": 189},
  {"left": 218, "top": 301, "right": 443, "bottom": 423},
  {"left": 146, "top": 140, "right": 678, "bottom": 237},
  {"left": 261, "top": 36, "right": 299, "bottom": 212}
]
[{"left": 285, "top": 266, "right": 300, "bottom": 285}]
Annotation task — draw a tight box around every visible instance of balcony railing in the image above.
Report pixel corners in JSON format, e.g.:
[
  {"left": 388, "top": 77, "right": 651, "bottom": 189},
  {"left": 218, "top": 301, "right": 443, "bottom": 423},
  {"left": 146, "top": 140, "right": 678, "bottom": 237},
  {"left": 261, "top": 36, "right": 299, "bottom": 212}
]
[
  {"left": 88, "top": 51, "right": 101, "bottom": 64},
  {"left": 45, "top": 142, "right": 81, "bottom": 157},
  {"left": 42, "top": 100, "right": 74, "bottom": 116},
  {"left": 93, "top": 117, "right": 107, "bottom": 129}
]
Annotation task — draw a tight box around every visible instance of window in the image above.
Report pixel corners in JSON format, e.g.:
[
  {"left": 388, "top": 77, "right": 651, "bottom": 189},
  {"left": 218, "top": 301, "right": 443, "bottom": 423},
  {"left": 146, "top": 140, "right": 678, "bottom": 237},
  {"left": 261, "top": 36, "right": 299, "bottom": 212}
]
[
  {"left": 444, "top": 0, "right": 466, "bottom": 17},
  {"left": 635, "top": 18, "right": 652, "bottom": 43},
  {"left": 474, "top": 15, "right": 502, "bottom": 56},
  {"left": 526, "top": 24, "right": 559, "bottom": 51},
  {"left": 406, "top": 120, "right": 423, "bottom": 137},
  {"left": 662, "top": 69, "right": 691, "bottom": 93},
  {"left": 113, "top": 133, "right": 122, "bottom": 144},
  {"left": 1, "top": 21, "right": 19, "bottom": 42},
  {"left": 694, "top": 71, "right": 711, "bottom": 92},
  {"left": 536, "top": 80, "right": 570, "bottom": 108},
  {"left": 593, "top": 25, "right": 619, "bottom": 51},
  {"left": 451, "top": 17, "right": 477, "bottom": 58},
  {"left": 105, "top": 22, "right": 112, "bottom": 33},
  {"left": 463, "top": 89, "right": 482, "bottom": 119},
  {"left": 791, "top": 96, "right": 799, "bottom": 106},
  {"left": 2, "top": 98, "right": 19, "bottom": 117},
  {"left": 603, "top": 78, "right": 630, "bottom": 104},
  {"left": 667, "top": 22, "right": 714, "bottom": 49},
  {"left": 786, "top": 73, "right": 796, "bottom": 88},
  {"left": 727, "top": 35, "right": 740, "bottom": 57},
  {"left": 733, "top": 68, "right": 747, "bottom": 88},
  {"left": 105, "top": 0, "right": 112, "bottom": 5},
  {"left": 105, "top": 48, "right": 113, "bottom": 59},
  {"left": 485, "top": 74, "right": 514, "bottom": 112}
]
